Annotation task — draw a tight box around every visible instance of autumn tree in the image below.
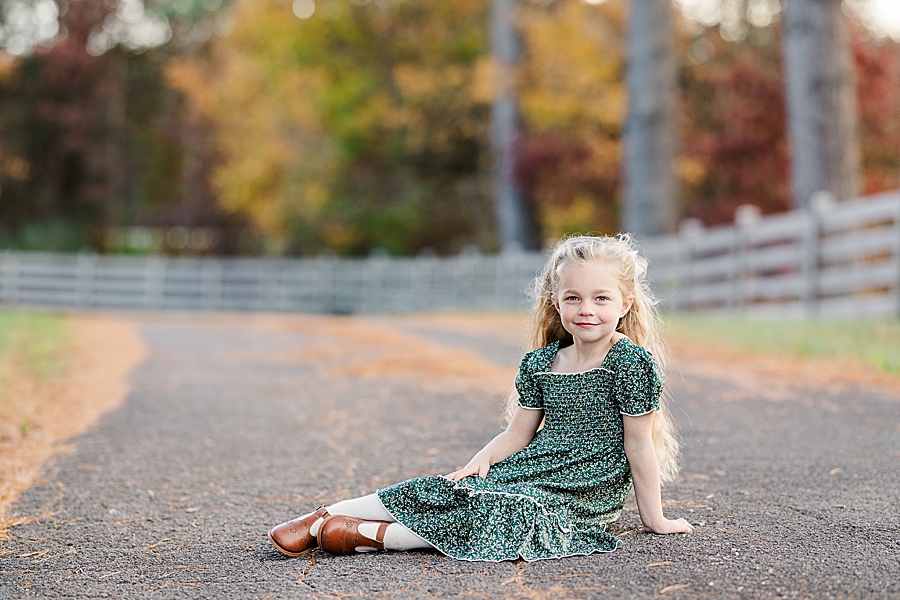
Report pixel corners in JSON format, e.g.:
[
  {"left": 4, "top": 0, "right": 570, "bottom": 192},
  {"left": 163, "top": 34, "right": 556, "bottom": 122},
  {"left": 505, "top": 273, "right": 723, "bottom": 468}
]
[
  {"left": 517, "top": 0, "right": 627, "bottom": 243},
  {"left": 677, "top": 3, "right": 900, "bottom": 226},
  {"left": 0, "top": 0, "right": 244, "bottom": 252},
  {"left": 679, "top": 25, "right": 791, "bottom": 224},
  {"left": 4, "top": 0, "right": 900, "bottom": 255},
  {"left": 852, "top": 27, "right": 900, "bottom": 195},
  {"left": 169, "top": 0, "right": 495, "bottom": 256}
]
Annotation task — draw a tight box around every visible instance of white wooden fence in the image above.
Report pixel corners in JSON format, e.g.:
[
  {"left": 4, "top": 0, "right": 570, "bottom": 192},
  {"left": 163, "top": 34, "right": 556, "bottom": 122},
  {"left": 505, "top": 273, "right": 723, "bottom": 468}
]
[
  {"left": 0, "top": 250, "right": 546, "bottom": 314},
  {"left": 2, "top": 190, "right": 898, "bottom": 317},
  {"left": 642, "top": 190, "right": 900, "bottom": 317}
]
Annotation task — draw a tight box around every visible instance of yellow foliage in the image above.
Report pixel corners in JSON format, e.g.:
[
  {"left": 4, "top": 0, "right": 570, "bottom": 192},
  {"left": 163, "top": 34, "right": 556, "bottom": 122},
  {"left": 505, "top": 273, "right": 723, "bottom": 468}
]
[
  {"left": 540, "top": 194, "right": 604, "bottom": 242},
  {"left": 471, "top": 56, "right": 499, "bottom": 104},
  {"left": 0, "top": 52, "right": 18, "bottom": 86},
  {"left": 679, "top": 157, "right": 708, "bottom": 186},
  {"left": 0, "top": 151, "right": 31, "bottom": 181},
  {"left": 168, "top": 0, "right": 627, "bottom": 251},
  {"left": 167, "top": 0, "right": 339, "bottom": 251},
  {"left": 520, "top": 0, "right": 626, "bottom": 131},
  {"left": 168, "top": 0, "right": 492, "bottom": 253},
  {"left": 517, "top": 0, "right": 627, "bottom": 239}
]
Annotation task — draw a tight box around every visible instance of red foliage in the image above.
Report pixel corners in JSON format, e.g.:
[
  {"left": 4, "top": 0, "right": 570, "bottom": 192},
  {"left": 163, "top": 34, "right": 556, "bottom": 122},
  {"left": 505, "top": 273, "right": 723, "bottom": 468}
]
[
  {"left": 679, "top": 31, "right": 791, "bottom": 226},
  {"left": 852, "top": 29, "right": 900, "bottom": 195},
  {"left": 680, "top": 24, "right": 900, "bottom": 228},
  {"left": 517, "top": 132, "right": 620, "bottom": 235},
  {"left": 28, "top": 0, "right": 118, "bottom": 211}
]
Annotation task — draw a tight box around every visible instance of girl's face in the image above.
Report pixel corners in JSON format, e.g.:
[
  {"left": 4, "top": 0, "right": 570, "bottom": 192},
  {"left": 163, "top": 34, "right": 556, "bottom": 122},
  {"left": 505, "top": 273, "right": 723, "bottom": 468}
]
[{"left": 553, "top": 261, "right": 633, "bottom": 346}]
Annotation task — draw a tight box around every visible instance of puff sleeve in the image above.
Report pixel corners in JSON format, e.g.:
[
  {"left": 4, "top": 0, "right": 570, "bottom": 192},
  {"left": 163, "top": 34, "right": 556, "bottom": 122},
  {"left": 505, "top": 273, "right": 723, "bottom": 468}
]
[
  {"left": 515, "top": 350, "right": 544, "bottom": 410},
  {"left": 614, "top": 346, "right": 664, "bottom": 416}
]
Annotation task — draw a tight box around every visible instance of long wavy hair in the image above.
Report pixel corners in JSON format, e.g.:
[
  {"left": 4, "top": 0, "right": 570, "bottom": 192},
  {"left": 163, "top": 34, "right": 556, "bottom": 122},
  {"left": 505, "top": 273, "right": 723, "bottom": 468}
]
[{"left": 505, "top": 233, "right": 680, "bottom": 483}]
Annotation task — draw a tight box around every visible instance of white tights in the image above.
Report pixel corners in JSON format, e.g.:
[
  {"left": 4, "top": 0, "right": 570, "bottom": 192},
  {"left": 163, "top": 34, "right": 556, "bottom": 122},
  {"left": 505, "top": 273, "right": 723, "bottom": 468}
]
[{"left": 306, "top": 493, "right": 434, "bottom": 552}]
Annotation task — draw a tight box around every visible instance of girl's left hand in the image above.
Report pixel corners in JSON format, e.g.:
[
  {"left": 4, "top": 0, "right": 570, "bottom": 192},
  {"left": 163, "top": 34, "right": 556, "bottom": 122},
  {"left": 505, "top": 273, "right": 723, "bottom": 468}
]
[{"left": 644, "top": 518, "right": 694, "bottom": 534}]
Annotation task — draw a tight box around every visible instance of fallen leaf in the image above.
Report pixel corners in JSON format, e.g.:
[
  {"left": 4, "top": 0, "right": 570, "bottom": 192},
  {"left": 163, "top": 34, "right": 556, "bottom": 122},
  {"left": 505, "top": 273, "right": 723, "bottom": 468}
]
[
  {"left": 184, "top": 507, "right": 200, "bottom": 513},
  {"left": 659, "top": 583, "right": 690, "bottom": 596},
  {"left": 146, "top": 537, "right": 170, "bottom": 550}
]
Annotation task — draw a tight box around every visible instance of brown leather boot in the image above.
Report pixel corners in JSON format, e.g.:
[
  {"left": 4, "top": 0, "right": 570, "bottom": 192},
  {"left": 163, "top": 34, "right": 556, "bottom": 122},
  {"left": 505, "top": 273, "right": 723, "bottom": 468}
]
[
  {"left": 268, "top": 506, "right": 330, "bottom": 557},
  {"left": 317, "top": 515, "right": 389, "bottom": 555}
]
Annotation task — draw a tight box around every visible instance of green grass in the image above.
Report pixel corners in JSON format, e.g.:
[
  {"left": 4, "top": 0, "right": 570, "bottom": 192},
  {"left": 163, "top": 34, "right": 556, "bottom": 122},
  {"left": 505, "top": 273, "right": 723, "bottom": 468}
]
[
  {"left": 664, "top": 314, "right": 900, "bottom": 375},
  {"left": 0, "top": 310, "right": 69, "bottom": 381},
  {"left": 0, "top": 310, "right": 70, "bottom": 440}
]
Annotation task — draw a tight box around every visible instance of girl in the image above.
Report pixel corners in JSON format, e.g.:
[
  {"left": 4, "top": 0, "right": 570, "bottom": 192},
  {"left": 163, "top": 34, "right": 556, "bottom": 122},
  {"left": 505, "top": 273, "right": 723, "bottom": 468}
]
[{"left": 268, "top": 234, "right": 693, "bottom": 561}]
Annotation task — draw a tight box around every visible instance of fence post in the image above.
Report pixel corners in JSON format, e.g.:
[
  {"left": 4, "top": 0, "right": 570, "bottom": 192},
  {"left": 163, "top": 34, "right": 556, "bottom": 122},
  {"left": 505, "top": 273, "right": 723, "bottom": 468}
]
[
  {"left": 315, "top": 255, "right": 340, "bottom": 314},
  {"left": 368, "top": 258, "right": 384, "bottom": 313},
  {"left": 497, "top": 252, "right": 512, "bottom": 311},
  {"left": 802, "top": 191, "right": 835, "bottom": 317},
  {"left": 727, "top": 225, "right": 740, "bottom": 311},
  {"left": 1, "top": 252, "right": 20, "bottom": 304},
  {"left": 894, "top": 197, "right": 900, "bottom": 317},
  {"left": 734, "top": 205, "right": 762, "bottom": 313},
  {"left": 676, "top": 219, "right": 703, "bottom": 311},
  {"left": 454, "top": 246, "right": 478, "bottom": 310},
  {"left": 410, "top": 254, "right": 433, "bottom": 312},
  {"left": 496, "top": 248, "right": 524, "bottom": 310},
  {"left": 256, "top": 259, "right": 279, "bottom": 312},
  {"left": 201, "top": 258, "right": 223, "bottom": 311},
  {"left": 799, "top": 211, "right": 817, "bottom": 317},
  {"left": 75, "top": 253, "right": 97, "bottom": 307},
  {"left": 144, "top": 256, "right": 167, "bottom": 309}
]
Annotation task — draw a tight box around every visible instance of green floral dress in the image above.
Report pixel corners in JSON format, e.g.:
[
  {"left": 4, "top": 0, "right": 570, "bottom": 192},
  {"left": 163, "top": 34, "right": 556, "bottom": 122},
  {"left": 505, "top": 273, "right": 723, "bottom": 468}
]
[{"left": 376, "top": 336, "right": 664, "bottom": 562}]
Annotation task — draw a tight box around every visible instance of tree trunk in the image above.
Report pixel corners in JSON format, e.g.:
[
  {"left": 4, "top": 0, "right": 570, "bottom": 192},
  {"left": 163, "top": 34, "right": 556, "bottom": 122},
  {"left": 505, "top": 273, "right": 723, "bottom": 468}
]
[
  {"left": 782, "top": 0, "right": 860, "bottom": 208},
  {"left": 490, "top": 0, "right": 535, "bottom": 251},
  {"left": 623, "top": 0, "right": 678, "bottom": 236},
  {"left": 105, "top": 50, "right": 129, "bottom": 235}
]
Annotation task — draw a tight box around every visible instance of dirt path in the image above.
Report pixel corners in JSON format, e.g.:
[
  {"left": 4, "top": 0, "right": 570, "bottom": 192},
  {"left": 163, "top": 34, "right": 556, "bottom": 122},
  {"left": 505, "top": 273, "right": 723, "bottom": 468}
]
[
  {"left": 0, "top": 312, "right": 897, "bottom": 599},
  {"left": 0, "top": 315, "right": 146, "bottom": 538}
]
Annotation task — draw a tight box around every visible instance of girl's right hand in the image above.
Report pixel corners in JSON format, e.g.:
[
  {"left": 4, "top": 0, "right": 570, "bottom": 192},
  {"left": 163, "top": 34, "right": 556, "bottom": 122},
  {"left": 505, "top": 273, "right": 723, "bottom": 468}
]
[
  {"left": 645, "top": 517, "right": 694, "bottom": 534},
  {"left": 445, "top": 454, "right": 492, "bottom": 481}
]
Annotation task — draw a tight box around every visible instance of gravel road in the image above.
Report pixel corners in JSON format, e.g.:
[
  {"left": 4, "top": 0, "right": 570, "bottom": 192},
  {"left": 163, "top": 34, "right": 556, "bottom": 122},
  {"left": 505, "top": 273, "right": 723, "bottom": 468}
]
[{"left": 1, "top": 313, "right": 897, "bottom": 599}]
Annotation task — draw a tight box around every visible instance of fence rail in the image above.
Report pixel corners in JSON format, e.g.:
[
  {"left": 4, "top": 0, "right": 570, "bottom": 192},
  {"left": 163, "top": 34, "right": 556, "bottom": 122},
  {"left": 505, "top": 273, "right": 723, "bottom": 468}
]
[
  {"left": 2, "top": 190, "right": 899, "bottom": 317},
  {"left": 0, "top": 251, "right": 546, "bottom": 313},
  {"left": 642, "top": 190, "right": 900, "bottom": 318}
]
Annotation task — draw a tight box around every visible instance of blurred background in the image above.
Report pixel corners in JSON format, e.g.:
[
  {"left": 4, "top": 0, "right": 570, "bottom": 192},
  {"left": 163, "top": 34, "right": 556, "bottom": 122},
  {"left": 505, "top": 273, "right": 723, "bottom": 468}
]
[{"left": 1, "top": 0, "right": 898, "bottom": 258}]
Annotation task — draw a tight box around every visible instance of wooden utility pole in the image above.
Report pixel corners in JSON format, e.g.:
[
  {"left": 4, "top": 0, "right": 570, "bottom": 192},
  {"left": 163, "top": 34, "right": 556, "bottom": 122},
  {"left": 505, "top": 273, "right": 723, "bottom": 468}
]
[
  {"left": 623, "top": 0, "right": 678, "bottom": 236},
  {"left": 490, "top": 0, "right": 534, "bottom": 251},
  {"left": 782, "top": 0, "right": 861, "bottom": 208}
]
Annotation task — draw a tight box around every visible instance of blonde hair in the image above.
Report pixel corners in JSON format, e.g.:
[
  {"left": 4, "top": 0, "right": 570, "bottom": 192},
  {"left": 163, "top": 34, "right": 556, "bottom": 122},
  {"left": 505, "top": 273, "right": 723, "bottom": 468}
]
[{"left": 507, "top": 233, "right": 680, "bottom": 483}]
